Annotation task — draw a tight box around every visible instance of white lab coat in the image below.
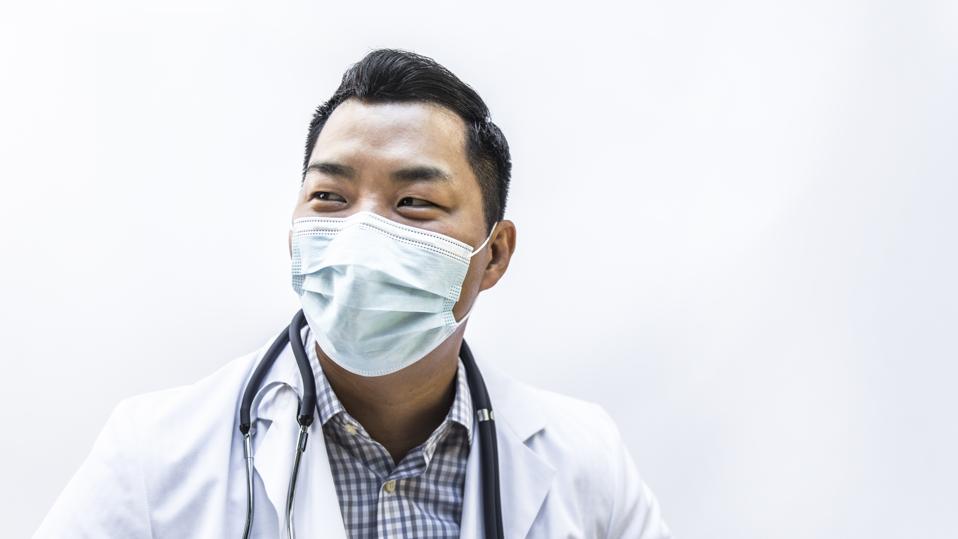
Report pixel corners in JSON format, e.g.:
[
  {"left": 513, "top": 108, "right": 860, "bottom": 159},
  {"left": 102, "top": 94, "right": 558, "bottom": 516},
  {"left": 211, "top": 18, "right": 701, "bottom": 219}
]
[{"left": 34, "top": 326, "right": 671, "bottom": 538}]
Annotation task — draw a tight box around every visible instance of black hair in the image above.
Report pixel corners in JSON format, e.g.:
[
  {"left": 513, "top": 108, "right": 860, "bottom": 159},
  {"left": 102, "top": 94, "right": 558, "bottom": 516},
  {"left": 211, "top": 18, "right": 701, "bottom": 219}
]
[{"left": 302, "top": 49, "right": 511, "bottom": 233}]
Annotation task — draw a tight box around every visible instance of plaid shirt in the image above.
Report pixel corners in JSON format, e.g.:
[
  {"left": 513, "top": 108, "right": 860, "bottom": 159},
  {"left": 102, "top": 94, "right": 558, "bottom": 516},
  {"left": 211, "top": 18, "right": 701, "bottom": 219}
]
[{"left": 306, "top": 332, "right": 474, "bottom": 539}]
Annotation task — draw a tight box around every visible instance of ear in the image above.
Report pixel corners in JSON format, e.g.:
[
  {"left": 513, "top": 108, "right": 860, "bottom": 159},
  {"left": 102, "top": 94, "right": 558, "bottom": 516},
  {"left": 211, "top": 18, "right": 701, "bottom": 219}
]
[
  {"left": 478, "top": 220, "right": 516, "bottom": 292},
  {"left": 288, "top": 229, "right": 293, "bottom": 258}
]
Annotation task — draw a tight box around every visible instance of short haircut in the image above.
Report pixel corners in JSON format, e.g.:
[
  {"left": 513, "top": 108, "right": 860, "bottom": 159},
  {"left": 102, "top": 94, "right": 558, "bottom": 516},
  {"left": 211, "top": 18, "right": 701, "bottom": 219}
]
[{"left": 302, "top": 49, "right": 511, "bottom": 233}]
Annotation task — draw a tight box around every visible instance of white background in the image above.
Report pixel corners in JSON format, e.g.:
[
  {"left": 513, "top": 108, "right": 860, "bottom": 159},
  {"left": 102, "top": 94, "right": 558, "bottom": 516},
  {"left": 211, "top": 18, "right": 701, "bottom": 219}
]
[{"left": 2, "top": 1, "right": 956, "bottom": 537}]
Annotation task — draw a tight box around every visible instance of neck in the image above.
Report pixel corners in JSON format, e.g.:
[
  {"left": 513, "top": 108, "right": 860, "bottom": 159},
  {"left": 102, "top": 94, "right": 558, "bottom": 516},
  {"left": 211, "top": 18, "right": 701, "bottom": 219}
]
[{"left": 315, "top": 326, "right": 465, "bottom": 465}]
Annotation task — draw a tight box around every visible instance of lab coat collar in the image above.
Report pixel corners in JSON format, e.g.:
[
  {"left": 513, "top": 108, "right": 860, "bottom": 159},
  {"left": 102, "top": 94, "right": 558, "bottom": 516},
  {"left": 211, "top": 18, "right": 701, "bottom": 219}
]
[
  {"left": 478, "top": 359, "right": 549, "bottom": 442},
  {"left": 459, "top": 359, "right": 556, "bottom": 539},
  {"left": 247, "top": 333, "right": 554, "bottom": 538}
]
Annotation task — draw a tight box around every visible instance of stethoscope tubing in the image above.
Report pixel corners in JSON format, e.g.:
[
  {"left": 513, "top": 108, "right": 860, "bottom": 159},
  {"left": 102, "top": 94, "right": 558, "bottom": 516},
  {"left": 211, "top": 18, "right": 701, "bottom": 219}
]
[
  {"left": 459, "top": 336, "right": 505, "bottom": 539},
  {"left": 238, "top": 310, "right": 504, "bottom": 539}
]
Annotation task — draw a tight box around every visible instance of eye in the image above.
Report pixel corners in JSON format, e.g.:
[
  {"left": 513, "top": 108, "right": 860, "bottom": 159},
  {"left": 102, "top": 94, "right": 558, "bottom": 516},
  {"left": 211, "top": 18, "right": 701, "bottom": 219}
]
[
  {"left": 311, "top": 191, "right": 347, "bottom": 203},
  {"left": 397, "top": 196, "right": 434, "bottom": 208}
]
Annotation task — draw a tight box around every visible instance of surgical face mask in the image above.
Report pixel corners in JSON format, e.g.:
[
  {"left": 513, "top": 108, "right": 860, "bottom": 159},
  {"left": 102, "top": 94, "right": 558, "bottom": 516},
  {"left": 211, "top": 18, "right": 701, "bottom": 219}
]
[{"left": 290, "top": 211, "right": 495, "bottom": 377}]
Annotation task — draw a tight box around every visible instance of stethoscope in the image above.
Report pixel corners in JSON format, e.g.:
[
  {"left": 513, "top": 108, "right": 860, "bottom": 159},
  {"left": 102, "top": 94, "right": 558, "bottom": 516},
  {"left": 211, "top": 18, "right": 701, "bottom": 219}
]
[{"left": 237, "top": 310, "right": 504, "bottom": 539}]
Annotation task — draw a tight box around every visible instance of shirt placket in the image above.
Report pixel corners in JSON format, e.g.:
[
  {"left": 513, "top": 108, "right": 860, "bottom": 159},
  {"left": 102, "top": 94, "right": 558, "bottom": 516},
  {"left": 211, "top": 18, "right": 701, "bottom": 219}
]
[{"left": 374, "top": 421, "right": 451, "bottom": 537}]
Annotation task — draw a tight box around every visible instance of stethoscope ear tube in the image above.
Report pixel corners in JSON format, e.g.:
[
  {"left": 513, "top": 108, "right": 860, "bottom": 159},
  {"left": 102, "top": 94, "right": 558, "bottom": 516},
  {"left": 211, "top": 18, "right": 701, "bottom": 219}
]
[
  {"left": 239, "top": 310, "right": 317, "bottom": 539},
  {"left": 284, "top": 311, "right": 316, "bottom": 539},
  {"left": 240, "top": 320, "right": 294, "bottom": 539}
]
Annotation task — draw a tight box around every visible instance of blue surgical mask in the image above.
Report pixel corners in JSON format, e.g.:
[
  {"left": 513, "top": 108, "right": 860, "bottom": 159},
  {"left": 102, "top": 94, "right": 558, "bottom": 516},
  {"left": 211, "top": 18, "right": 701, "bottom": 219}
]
[{"left": 290, "top": 211, "right": 495, "bottom": 377}]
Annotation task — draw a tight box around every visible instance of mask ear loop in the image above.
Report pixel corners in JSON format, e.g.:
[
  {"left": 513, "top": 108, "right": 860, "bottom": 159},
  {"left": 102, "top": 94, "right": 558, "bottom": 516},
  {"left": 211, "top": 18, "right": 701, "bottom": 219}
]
[
  {"left": 469, "top": 222, "right": 498, "bottom": 258},
  {"left": 456, "top": 222, "right": 500, "bottom": 323}
]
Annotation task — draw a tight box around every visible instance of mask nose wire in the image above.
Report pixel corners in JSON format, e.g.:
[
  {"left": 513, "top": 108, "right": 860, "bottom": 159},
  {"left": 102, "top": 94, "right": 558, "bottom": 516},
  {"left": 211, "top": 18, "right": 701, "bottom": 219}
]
[{"left": 290, "top": 214, "right": 497, "bottom": 258}]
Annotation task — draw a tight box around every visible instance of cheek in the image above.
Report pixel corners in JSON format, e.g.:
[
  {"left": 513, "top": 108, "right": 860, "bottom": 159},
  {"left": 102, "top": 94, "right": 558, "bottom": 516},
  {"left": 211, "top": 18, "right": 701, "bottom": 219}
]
[{"left": 452, "top": 256, "right": 485, "bottom": 317}]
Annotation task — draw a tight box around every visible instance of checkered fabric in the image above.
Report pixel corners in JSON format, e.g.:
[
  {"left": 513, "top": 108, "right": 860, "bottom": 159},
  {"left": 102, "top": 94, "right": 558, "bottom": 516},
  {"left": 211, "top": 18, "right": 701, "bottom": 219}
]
[{"left": 307, "top": 332, "right": 474, "bottom": 539}]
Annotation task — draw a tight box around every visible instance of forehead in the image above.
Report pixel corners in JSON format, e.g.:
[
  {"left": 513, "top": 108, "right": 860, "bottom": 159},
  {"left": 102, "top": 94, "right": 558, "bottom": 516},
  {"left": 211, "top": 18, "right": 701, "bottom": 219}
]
[{"left": 311, "top": 98, "right": 470, "bottom": 170}]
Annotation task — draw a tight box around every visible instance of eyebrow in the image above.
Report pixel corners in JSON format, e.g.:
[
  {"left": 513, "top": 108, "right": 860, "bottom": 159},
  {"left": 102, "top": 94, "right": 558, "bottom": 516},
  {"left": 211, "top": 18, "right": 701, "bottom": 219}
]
[
  {"left": 306, "top": 161, "right": 451, "bottom": 183},
  {"left": 306, "top": 161, "right": 356, "bottom": 179},
  {"left": 391, "top": 165, "right": 451, "bottom": 183}
]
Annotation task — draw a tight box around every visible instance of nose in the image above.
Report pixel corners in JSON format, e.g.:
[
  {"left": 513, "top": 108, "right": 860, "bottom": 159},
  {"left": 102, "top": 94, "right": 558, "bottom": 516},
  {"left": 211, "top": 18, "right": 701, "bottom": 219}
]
[{"left": 343, "top": 195, "right": 395, "bottom": 221}]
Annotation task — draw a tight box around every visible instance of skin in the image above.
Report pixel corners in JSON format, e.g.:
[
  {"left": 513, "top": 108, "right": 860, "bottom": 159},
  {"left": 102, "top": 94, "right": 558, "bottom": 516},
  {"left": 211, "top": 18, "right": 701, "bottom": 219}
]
[{"left": 288, "top": 98, "right": 517, "bottom": 465}]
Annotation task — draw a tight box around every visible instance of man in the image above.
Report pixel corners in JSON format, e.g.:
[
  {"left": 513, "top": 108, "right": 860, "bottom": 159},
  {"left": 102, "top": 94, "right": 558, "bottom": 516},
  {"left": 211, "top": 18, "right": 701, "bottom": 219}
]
[{"left": 35, "top": 49, "right": 671, "bottom": 538}]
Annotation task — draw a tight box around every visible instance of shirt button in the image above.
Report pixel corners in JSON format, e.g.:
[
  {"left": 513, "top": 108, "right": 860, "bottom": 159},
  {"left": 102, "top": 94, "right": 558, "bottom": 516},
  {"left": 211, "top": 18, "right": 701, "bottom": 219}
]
[
  {"left": 383, "top": 479, "right": 397, "bottom": 494},
  {"left": 344, "top": 423, "right": 358, "bottom": 435}
]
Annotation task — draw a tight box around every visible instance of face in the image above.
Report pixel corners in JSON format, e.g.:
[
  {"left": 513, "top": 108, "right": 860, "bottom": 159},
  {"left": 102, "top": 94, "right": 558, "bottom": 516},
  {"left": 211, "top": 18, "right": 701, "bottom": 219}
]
[{"left": 290, "top": 98, "right": 516, "bottom": 319}]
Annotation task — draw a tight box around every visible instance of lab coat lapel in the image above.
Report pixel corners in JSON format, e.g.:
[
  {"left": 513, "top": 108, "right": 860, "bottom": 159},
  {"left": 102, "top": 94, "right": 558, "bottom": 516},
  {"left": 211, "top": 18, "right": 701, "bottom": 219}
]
[
  {"left": 460, "top": 362, "right": 556, "bottom": 539},
  {"left": 253, "top": 390, "right": 299, "bottom": 536},
  {"left": 249, "top": 333, "right": 347, "bottom": 538},
  {"left": 294, "top": 416, "right": 347, "bottom": 538},
  {"left": 254, "top": 389, "right": 347, "bottom": 538}
]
